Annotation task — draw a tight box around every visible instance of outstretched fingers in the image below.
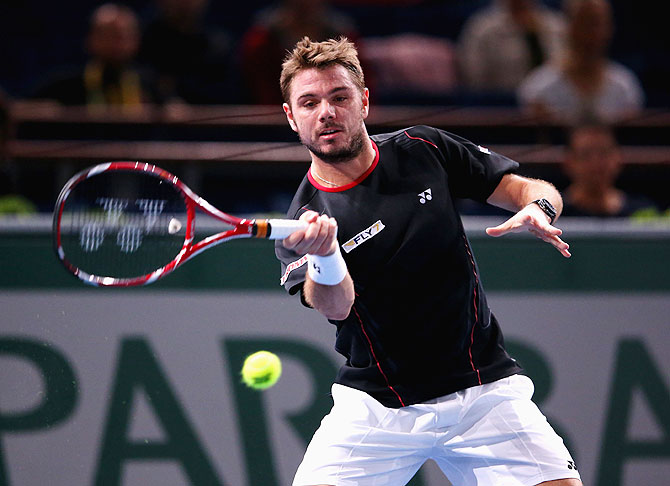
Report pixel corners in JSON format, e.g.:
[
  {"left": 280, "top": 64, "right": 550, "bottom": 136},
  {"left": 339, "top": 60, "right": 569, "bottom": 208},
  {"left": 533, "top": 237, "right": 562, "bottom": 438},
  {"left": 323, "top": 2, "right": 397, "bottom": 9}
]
[
  {"left": 486, "top": 212, "right": 571, "bottom": 258},
  {"left": 530, "top": 228, "right": 571, "bottom": 258}
]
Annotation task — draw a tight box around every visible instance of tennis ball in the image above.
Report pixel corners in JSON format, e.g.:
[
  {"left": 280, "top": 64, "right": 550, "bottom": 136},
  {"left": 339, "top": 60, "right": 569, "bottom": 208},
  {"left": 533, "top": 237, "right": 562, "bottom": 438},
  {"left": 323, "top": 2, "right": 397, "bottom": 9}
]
[{"left": 241, "top": 351, "right": 282, "bottom": 390}]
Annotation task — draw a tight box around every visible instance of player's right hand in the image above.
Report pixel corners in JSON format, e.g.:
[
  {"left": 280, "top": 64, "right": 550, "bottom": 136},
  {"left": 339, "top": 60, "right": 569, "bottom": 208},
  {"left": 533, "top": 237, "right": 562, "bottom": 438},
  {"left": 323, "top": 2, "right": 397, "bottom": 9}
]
[{"left": 282, "top": 210, "right": 338, "bottom": 256}]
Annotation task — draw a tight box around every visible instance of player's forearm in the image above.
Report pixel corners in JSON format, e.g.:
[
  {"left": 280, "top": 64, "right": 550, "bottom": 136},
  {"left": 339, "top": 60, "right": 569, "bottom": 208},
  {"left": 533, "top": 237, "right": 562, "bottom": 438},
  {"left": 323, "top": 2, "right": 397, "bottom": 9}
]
[
  {"left": 304, "top": 274, "right": 355, "bottom": 320},
  {"left": 488, "top": 174, "right": 563, "bottom": 219}
]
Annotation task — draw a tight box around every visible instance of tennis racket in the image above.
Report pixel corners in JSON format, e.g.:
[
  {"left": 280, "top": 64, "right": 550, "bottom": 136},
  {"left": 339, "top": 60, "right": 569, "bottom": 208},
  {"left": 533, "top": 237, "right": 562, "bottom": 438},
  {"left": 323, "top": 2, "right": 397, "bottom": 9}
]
[{"left": 53, "top": 161, "right": 306, "bottom": 287}]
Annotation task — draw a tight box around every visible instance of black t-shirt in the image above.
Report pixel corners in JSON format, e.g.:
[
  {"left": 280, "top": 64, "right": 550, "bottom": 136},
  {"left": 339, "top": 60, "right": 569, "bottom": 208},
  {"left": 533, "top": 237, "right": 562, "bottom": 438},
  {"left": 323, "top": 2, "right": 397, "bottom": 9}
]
[{"left": 275, "top": 125, "right": 523, "bottom": 407}]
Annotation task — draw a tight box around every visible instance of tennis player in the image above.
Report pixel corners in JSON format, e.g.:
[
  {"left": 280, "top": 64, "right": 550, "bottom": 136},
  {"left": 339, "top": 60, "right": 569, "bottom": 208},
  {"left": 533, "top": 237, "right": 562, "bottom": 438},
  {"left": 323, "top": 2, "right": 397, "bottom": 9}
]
[{"left": 276, "top": 37, "right": 581, "bottom": 486}]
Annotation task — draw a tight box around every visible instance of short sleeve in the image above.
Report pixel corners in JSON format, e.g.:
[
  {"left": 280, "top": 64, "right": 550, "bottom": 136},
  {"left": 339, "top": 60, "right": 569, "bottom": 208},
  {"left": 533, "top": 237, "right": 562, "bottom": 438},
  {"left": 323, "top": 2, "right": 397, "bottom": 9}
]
[{"left": 419, "top": 127, "right": 519, "bottom": 202}]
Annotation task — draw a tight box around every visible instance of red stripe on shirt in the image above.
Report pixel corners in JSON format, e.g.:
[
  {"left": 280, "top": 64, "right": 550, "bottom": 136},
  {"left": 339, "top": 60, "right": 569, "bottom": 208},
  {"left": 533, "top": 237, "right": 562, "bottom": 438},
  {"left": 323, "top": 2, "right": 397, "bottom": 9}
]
[
  {"left": 404, "top": 130, "right": 439, "bottom": 149},
  {"left": 308, "top": 140, "right": 380, "bottom": 192},
  {"left": 463, "top": 235, "right": 482, "bottom": 385},
  {"left": 352, "top": 305, "right": 406, "bottom": 407}
]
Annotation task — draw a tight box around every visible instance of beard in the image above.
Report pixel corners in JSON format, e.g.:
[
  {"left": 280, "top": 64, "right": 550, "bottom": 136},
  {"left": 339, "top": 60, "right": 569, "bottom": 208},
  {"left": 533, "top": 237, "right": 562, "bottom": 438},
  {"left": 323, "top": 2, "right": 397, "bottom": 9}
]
[{"left": 300, "top": 127, "right": 366, "bottom": 164}]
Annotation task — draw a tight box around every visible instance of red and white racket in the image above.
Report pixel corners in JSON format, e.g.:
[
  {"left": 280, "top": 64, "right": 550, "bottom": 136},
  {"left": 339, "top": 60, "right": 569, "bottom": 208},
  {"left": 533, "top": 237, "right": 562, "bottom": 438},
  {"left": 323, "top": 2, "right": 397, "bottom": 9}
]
[{"left": 53, "top": 161, "right": 305, "bottom": 286}]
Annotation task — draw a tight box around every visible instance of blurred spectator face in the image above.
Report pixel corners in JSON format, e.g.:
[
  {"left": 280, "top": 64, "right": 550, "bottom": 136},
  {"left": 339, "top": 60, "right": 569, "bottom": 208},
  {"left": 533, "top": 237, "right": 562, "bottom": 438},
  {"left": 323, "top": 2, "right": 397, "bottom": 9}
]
[
  {"left": 87, "top": 4, "right": 140, "bottom": 66},
  {"left": 568, "top": 0, "right": 613, "bottom": 57},
  {"left": 565, "top": 125, "right": 621, "bottom": 188}
]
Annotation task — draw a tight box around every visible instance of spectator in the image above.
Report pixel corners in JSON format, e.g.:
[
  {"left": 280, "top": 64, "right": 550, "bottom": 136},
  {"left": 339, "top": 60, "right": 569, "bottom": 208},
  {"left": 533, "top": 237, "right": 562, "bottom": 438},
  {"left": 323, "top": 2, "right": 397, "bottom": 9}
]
[
  {"left": 33, "top": 3, "right": 160, "bottom": 108},
  {"left": 139, "top": 0, "right": 234, "bottom": 104},
  {"left": 518, "top": 0, "right": 644, "bottom": 123},
  {"left": 561, "top": 122, "right": 655, "bottom": 217},
  {"left": 239, "top": 0, "right": 360, "bottom": 105},
  {"left": 458, "top": 0, "right": 566, "bottom": 94}
]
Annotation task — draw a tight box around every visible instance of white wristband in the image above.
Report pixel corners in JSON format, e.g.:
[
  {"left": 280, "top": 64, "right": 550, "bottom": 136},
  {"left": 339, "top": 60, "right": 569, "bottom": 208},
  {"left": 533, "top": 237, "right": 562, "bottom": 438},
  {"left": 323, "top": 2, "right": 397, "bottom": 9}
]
[{"left": 307, "top": 246, "right": 347, "bottom": 285}]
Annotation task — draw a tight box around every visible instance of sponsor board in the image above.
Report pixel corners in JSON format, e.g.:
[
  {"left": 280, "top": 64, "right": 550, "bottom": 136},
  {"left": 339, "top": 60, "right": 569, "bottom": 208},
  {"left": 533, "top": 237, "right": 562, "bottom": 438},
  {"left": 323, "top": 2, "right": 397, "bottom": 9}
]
[{"left": 1, "top": 292, "right": 669, "bottom": 486}]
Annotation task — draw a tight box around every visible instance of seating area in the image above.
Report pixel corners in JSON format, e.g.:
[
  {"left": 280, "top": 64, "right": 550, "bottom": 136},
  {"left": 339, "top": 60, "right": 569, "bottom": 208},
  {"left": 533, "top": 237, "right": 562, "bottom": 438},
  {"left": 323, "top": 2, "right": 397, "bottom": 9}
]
[
  {"left": 2, "top": 0, "right": 668, "bottom": 216},
  {"left": 7, "top": 101, "right": 670, "bottom": 215}
]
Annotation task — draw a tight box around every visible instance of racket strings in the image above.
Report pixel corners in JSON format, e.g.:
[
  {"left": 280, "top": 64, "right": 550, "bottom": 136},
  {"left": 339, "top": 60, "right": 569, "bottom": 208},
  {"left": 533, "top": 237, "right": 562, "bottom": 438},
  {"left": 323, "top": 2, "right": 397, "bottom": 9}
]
[{"left": 59, "top": 171, "right": 188, "bottom": 280}]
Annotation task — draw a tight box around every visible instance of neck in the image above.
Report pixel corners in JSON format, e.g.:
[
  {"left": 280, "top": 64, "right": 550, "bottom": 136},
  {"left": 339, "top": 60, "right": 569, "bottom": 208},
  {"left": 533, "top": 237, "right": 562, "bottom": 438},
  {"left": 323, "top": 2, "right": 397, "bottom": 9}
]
[
  {"left": 310, "top": 135, "right": 376, "bottom": 187},
  {"left": 565, "top": 49, "right": 605, "bottom": 72}
]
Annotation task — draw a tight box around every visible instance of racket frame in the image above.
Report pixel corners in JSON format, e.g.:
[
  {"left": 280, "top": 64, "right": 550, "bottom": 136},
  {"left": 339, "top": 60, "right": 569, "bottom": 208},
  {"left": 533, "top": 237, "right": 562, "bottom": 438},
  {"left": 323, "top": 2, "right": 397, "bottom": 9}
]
[{"left": 53, "top": 161, "right": 298, "bottom": 287}]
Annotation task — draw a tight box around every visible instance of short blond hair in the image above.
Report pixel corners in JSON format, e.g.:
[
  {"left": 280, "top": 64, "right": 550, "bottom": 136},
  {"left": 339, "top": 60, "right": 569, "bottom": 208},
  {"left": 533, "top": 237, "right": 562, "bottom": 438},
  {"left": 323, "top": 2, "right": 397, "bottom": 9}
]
[{"left": 280, "top": 36, "right": 365, "bottom": 103}]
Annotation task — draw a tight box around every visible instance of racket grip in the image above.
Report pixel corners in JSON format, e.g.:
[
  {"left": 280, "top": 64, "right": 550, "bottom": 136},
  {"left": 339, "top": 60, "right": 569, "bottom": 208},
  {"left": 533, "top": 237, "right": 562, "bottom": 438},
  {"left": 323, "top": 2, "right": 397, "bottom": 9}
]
[{"left": 266, "top": 219, "right": 308, "bottom": 239}]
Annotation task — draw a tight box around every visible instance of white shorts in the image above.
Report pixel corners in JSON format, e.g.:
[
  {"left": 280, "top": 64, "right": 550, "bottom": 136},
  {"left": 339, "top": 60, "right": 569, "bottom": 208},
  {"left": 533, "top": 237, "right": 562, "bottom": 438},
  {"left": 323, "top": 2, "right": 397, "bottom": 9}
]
[{"left": 293, "top": 375, "right": 580, "bottom": 486}]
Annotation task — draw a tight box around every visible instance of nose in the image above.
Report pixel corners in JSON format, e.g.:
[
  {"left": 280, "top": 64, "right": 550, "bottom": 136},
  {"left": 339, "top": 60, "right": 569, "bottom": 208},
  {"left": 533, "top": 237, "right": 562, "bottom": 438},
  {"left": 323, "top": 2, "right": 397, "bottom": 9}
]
[{"left": 318, "top": 100, "right": 335, "bottom": 121}]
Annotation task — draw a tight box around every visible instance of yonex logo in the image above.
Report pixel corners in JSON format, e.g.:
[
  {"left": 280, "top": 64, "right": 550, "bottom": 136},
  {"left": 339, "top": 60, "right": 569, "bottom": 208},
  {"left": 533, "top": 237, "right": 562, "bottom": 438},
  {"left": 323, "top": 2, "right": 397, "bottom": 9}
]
[
  {"left": 567, "top": 460, "right": 578, "bottom": 471},
  {"left": 342, "top": 220, "right": 385, "bottom": 253},
  {"left": 418, "top": 188, "right": 432, "bottom": 204}
]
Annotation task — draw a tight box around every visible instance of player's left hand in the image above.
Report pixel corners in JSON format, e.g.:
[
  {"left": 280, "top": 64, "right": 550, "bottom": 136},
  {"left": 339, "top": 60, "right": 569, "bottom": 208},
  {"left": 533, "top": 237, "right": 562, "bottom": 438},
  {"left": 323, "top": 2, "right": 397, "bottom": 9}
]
[{"left": 485, "top": 204, "right": 571, "bottom": 258}]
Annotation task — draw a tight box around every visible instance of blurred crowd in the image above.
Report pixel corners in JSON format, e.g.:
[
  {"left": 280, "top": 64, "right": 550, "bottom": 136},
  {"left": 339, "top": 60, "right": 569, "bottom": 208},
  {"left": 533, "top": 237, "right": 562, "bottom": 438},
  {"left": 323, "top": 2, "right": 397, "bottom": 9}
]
[
  {"left": 1, "top": 0, "right": 652, "bottom": 118},
  {"left": 0, "top": 0, "right": 667, "bottom": 218}
]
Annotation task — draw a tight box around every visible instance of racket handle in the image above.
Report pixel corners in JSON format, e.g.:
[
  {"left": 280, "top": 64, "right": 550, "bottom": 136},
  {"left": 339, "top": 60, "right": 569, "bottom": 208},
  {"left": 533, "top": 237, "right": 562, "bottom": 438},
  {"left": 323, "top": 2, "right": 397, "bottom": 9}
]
[{"left": 266, "top": 219, "right": 308, "bottom": 239}]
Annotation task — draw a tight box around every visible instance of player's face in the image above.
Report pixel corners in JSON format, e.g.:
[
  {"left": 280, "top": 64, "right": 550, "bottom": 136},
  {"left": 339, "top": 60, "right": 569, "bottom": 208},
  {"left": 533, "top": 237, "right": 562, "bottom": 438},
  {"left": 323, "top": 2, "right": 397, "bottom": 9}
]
[{"left": 283, "top": 65, "right": 369, "bottom": 164}]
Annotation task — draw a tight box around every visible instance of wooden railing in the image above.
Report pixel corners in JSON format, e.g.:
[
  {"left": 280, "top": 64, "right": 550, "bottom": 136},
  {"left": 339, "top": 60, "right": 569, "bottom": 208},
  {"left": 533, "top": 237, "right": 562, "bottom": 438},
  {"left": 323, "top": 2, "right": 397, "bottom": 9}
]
[
  {"left": 8, "top": 101, "right": 670, "bottom": 167},
  {"left": 8, "top": 139, "right": 670, "bottom": 166},
  {"left": 5, "top": 101, "right": 669, "bottom": 212}
]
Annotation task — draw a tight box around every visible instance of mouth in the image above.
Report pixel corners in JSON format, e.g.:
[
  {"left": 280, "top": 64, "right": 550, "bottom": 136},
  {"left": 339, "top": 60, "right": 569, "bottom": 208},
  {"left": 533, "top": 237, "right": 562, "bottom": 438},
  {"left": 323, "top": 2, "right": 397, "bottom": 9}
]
[{"left": 319, "top": 127, "right": 342, "bottom": 139}]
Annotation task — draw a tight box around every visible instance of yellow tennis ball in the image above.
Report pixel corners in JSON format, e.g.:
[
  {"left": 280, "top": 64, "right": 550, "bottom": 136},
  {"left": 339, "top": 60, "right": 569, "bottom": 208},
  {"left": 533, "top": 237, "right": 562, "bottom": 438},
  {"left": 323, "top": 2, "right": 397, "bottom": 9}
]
[{"left": 241, "top": 351, "right": 282, "bottom": 390}]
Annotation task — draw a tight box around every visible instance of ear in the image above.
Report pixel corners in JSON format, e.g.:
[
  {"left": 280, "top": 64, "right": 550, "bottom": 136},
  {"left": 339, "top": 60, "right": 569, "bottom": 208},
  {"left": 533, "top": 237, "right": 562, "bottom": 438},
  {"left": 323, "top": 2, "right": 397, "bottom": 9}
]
[
  {"left": 361, "top": 88, "right": 370, "bottom": 119},
  {"left": 283, "top": 102, "right": 298, "bottom": 132}
]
